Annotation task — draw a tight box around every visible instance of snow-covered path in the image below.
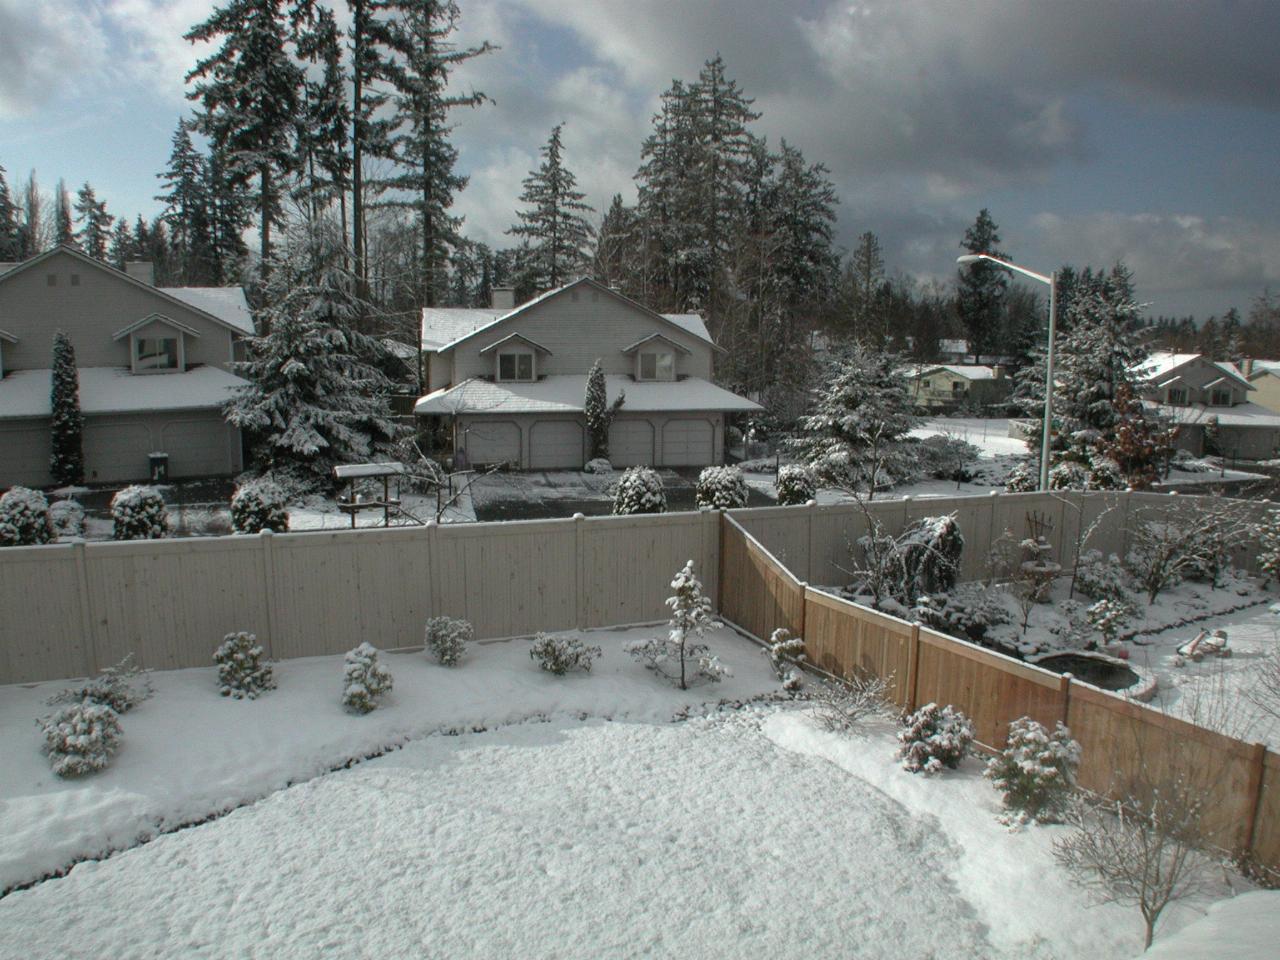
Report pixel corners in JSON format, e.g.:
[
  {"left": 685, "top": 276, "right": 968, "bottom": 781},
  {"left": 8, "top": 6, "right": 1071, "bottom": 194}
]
[{"left": 1, "top": 713, "right": 1140, "bottom": 960}]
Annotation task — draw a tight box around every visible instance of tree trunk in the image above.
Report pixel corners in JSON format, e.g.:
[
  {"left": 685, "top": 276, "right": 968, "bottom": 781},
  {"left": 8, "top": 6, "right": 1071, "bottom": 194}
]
[{"left": 259, "top": 165, "right": 272, "bottom": 275}]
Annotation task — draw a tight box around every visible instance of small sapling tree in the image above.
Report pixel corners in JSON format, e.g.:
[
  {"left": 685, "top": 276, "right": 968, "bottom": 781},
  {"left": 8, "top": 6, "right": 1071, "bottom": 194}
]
[
  {"left": 425, "top": 616, "right": 474, "bottom": 666},
  {"left": 764, "top": 627, "right": 807, "bottom": 692},
  {"left": 584, "top": 359, "right": 625, "bottom": 461},
  {"left": 342, "top": 643, "right": 394, "bottom": 713},
  {"left": 624, "top": 560, "right": 728, "bottom": 689},
  {"left": 213, "top": 632, "right": 276, "bottom": 699},
  {"left": 49, "top": 330, "right": 85, "bottom": 485},
  {"left": 985, "top": 718, "right": 1080, "bottom": 823}
]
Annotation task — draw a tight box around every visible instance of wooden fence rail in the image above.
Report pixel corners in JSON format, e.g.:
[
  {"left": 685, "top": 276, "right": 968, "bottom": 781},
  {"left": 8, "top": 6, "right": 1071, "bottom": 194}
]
[{"left": 717, "top": 510, "right": 1280, "bottom": 877}]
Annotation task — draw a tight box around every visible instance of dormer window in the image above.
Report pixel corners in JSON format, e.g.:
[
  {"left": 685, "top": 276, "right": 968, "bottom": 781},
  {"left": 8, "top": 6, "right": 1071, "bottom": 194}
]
[
  {"left": 1210, "top": 388, "right": 1232, "bottom": 407},
  {"left": 114, "top": 313, "right": 198, "bottom": 375},
  {"left": 498, "top": 351, "right": 534, "bottom": 381},
  {"left": 136, "top": 337, "right": 178, "bottom": 371},
  {"left": 638, "top": 350, "right": 674, "bottom": 381},
  {"left": 1167, "top": 387, "right": 1188, "bottom": 406}
]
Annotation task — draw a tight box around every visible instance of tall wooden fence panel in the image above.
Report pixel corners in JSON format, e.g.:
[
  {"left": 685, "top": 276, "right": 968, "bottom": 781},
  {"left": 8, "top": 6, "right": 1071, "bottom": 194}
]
[
  {"left": 719, "top": 514, "right": 805, "bottom": 644},
  {"left": 802, "top": 589, "right": 915, "bottom": 707}
]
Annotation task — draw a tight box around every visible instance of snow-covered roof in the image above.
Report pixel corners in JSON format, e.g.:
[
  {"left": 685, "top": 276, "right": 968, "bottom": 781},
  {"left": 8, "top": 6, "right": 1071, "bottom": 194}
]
[
  {"left": 0, "top": 366, "right": 248, "bottom": 419},
  {"left": 938, "top": 339, "right": 969, "bottom": 355},
  {"left": 912, "top": 364, "right": 998, "bottom": 381},
  {"left": 381, "top": 339, "right": 418, "bottom": 361},
  {"left": 1135, "top": 351, "right": 1252, "bottom": 392},
  {"left": 112, "top": 313, "right": 202, "bottom": 341},
  {"left": 478, "top": 332, "right": 552, "bottom": 355},
  {"left": 414, "top": 375, "right": 762, "bottom": 416},
  {"left": 419, "top": 278, "right": 716, "bottom": 353},
  {"left": 1150, "top": 401, "right": 1280, "bottom": 428},
  {"left": 620, "top": 332, "right": 692, "bottom": 355},
  {"left": 1247, "top": 359, "right": 1280, "bottom": 378},
  {"left": 159, "top": 287, "right": 255, "bottom": 336}
]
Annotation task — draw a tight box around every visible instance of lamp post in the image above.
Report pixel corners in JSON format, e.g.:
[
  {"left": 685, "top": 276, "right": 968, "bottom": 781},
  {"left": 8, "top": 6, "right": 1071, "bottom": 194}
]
[{"left": 957, "top": 253, "right": 1057, "bottom": 491}]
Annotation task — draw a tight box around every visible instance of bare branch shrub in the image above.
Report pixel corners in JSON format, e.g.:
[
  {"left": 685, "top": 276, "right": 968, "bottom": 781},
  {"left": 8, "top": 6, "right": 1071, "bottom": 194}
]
[{"left": 810, "top": 672, "right": 893, "bottom": 733}]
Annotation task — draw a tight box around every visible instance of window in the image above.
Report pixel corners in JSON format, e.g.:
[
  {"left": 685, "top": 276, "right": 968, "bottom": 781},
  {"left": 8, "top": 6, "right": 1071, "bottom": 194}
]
[
  {"left": 70, "top": 274, "right": 80, "bottom": 286},
  {"left": 638, "top": 351, "right": 674, "bottom": 381},
  {"left": 136, "top": 337, "right": 178, "bottom": 371},
  {"left": 920, "top": 378, "right": 931, "bottom": 389},
  {"left": 951, "top": 380, "right": 965, "bottom": 394},
  {"left": 1210, "top": 388, "right": 1232, "bottom": 406},
  {"left": 1167, "top": 387, "right": 1188, "bottom": 406},
  {"left": 47, "top": 274, "right": 57, "bottom": 286},
  {"left": 498, "top": 352, "right": 534, "bottom": 381}
]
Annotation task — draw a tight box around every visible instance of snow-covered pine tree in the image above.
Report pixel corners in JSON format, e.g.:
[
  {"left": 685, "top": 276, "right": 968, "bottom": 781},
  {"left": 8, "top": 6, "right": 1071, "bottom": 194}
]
[
  {"left": 49, "top": 330, "right": 84, "bottom": 486},
  {"left": 508, "top": 123, "right": 595, "bottom": 296},
  {"left": 156, "top": 119, "right": 216, "bottom": 285},
  {"left": 225, "top": 217, "right": 399, "bottom": 488},
  {"left": 0, "top": 164, "right": 20, "bottom": 259},
  {"left": 790, "top": 343, "right": 918, "bottom": 499},
  {"left": 293, "top": 6, "right": 351, "bottom": 228},
  {"left": 53, "top": 179, "right": 74, "bottom": 247},
  {"left": 72, "top": 184, "right": 113, "bottom": 261},
  {"left": 956, "top": 209, "right": 1009, "bottom": 365},
  {"left": 624, "top": 560, "right": 727, "bottom": 690},
  {"left": 842, "top": 231, "right": 886, "bottom": 344},
  {"left": 584, "top": 359, "right": 624, "bottom": 461}
]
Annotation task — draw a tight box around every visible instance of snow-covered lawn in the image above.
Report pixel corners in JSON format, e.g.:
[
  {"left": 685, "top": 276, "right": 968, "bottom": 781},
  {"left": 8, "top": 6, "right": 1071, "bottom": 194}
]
[{"left": 0, "top": 625, "right": 776, "bottom": 896}]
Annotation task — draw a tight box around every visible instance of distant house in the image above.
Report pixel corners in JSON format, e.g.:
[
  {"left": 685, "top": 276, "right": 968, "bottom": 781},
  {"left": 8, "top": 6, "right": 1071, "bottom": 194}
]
[
  {"left": 1241, "top": 359, "right": 1280, "bottom": 414},
  {"left": 414, "top": 278, "right": 761, "bottom": 469},
  {"left": 902, "top": 363, "right": 1008, "bottom": 409},
  {"left": 1136, "top": 351, "right": 1280, "bottom": 459},
  {"left": 0, "top": 246, "right": 252, "bottom": 488}
]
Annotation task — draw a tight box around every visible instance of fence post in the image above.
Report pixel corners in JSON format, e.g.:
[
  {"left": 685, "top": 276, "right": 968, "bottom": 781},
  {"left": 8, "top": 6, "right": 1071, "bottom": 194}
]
[
  {"left": 574, "top": 513, "right": 586, "bottom": 630},
  {"left": 259, "top": 530, "right": 277, "bottom": 660},
  {"left": 426, "top": 521, "right": 441, "bottom": 623},
  {"left": 1059, "top": 672, "right": 1072, "bottom": 728},
  {"left": 702, "top": 508, "right": 720, "bottom": 607},
  {"left": 1242, "top": 742, "right": 1269, "bottom": 859},
  {"left": 72, "top": 539, "right": 98, "bottom": 677},
  {"left": 907, "top": 623, "right": 922, "bottom": 712},
  {"left": 807, "top": 500, "right": 816, "bottom": 584},
  {"left": 717, "top": 510, "right": 728, "bottom": 618},
  {"left": 797, "top": 582, "right": 808, "bottom": 640}
]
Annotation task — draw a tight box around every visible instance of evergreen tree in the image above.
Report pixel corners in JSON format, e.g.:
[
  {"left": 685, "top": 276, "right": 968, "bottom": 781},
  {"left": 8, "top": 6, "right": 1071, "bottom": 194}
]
[
  {"left": 225, "top": 217, "right": 399, "bottom": 486},
  {"left": 156, "top": 119, "right": 215, "bottom": 283},
  {"left": 73, "top": 183, "right": 114, "bottom": 261},
  {"left": 584, "top": 359, "right": 624, "bottom": 461},
  {"left": 109, "top": 219, "right": 135, "bottom": 269},
  {"left": 205, "top": 140, "right": 251, "bottom": 283},
  {"left": 592, "top": 193, "right": 637, "bottom": 293},
  {"left": 19, "top": 171, "right": 46, "bottom": 257},
  {"left": 185, "top": 0, "right": 304, "bottom": 268},
  {"left": 843, "top": 231, "right": 886, "bottom": 343},
  {"left": 54, "top": 180, "right": 74, "bottom": 247},
  {"left": 49, "top": 331, "right": 84, "bottom": 485},
  {"left": 293, "top": 6, "right": 351, "bottom": 228},
  {"left": 508, "top": 123, "right": 594, "bottom": 294},
  {"left": 957, "top": 209, "right": 1009, "bottom": 363},
  {"left": 0, "top": 165, "right": 20, "bottom": 259}
]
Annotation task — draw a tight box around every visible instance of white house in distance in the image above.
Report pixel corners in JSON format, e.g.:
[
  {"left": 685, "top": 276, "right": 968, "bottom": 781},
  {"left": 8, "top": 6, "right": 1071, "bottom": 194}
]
[
  {"left": 1136, "top": 351, "right": 1280, "bottom": 459},
  {"left": 902, "top": 363, "right": 1005, "bottom": 408},
  {"left": 414, "top": 278, "right": 761, "bottom": 469},
  {"left": 0, "top": 246, "right": 252, "bottom": 488}
]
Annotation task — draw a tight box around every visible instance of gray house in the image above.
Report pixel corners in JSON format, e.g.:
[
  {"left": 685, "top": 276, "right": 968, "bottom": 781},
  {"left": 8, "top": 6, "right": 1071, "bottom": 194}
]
[
  {"left": 415, "top": 278, "right": 761, "bottom": 468},
  {"left": 0, "top": 246, "right": 252, "bottom": 488}
]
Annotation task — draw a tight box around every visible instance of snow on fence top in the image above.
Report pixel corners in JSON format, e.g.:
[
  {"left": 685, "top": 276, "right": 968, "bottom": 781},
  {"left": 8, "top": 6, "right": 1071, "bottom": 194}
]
[{"left": 332, "top": 462, "right": 407, "bottom": 480}]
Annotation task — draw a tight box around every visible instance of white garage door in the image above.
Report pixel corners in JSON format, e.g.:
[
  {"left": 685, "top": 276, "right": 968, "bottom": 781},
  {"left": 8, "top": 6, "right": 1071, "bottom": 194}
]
[
  {"left": 84, "top": 420, "right": 154, "bottom": 483},
  {"left": 463, "top": 420, "right": 520, "bottom": 467},
  {"left": 609, "top": 419, "right": 654, "bottom": 467},
  {"left": 161, "top": 418, "right": 232, "bottom": 477},
  {"left": 662, "top": 418, "right": 714, "bottom": 466},
  {"left": 529, "top": 420, "right": 584, "bottom": 469},
  {"left": 0, "top": 422, "right": 52, "bottom": 487}
]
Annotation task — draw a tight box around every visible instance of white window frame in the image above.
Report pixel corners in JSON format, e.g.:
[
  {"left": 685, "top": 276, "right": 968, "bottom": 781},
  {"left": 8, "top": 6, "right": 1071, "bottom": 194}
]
[
  {"left": 496, "top": 349, "right": 535, "bottom": 382},
  {"left": 1210, "top": 388, "right": 1232, "bottom": 407},
  {"left": 1167, "top": 387, "right": 1188, "bottom": 406},
  {"left": 131, "top": 333, "right": 183, "bottom": 374},
  {"left": 636, "top": 350, "right": 675, "bottom": 382}
]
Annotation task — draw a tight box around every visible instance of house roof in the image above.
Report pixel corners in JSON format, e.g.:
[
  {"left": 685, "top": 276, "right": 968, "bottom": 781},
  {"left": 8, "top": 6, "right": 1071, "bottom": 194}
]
[
  {"left": 0, "top": 246, "right": 254, "bottom": 338},
  {"left": 419, "top": 278, "right": 718, "bottom": 353},
  {"left": 1246, "top": 359, "right": 1280, "bottom": 380},
  {"left": 112, "top": 313, "right": 202, "bottom": 341},
  {"left": 381, "top": 339, "right": 418, "bottom": 361},
  {"left": 478, "top": 332, "right": 553, "bottom": 355},
  {"left": 912, "top": 364, "right": 998, "bottom": 381},
  {"left": 619, "top": 332, "right": 692, "bottom": 355},
  {"left": 1135, "top": 351, "right": 1253, "bottom": 391},
  {"left": 1148, "top": 400, "right": 1280, "bottom": 428},
  {"left": 0, "top": 366, "right": 248, "bottom": 419},
  {"left": 414, "top": 374, "right": 762, "bottom": 416}
]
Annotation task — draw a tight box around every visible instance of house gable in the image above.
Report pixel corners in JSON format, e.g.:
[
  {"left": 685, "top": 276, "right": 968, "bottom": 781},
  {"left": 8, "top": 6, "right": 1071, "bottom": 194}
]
[{"left": 1138, "top": 353, "right": 1251, "bottom": 407}]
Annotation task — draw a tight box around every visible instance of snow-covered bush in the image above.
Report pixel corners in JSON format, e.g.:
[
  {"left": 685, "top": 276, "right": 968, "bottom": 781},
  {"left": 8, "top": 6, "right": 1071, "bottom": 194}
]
[
  {"left": 624, "top": 560, "right": 728, "bottom": 689},
  {"left": 695, "top": 465, "right": 749, "bottom": 509},
  {"left": 583, "top": 457, "right": 613, "bottom": 474},
  {"left": 1048, "top": 460, "right": 1088, "bottom": 491},
  {"left": 1046, "top": 600, "right": 1092, "bottom": 651},
  {"left": 612, "top": 466, "right": 666, "bottom": 515},
  {"left": 424, "top": 616, "right": 473, "bottom": 666},
  {"left": 916, "top": 434, "right": 980, "bottom": 483},
  {"left": 47, "top": 654, "right": 154, "bottom": 714},
  {"left": 529, "top": 632, "right": 602, "bottom": 675},
  {"left": 342, "top": 642, "right": 394, "bottom": 713},
  {"left": 897, "top": 703, "right": 974, "bottom": 774},
  {"left": 230, "top": 478, "right": 289, "bottom": 534},
  {"left": 985, "top": 718, "right": 1081, "bottom": 823},
  {"left": 1085, "top": 456, "right": 1124, "bottom": 491},
  {"left": 110, "top": 485, "right": 170, "bottom": 541},
  {"left": 848, "top": 512, "right": 965, "bottom": 611},
  {"left": 40, "top": 700, "right": 123, "bottom": 777},
  {"left": 1087, "top": 599, "right": 1131, "bottom": 646},
  {"left": 213, "top": 631, "right": 276, "bottom": 699},
  {"left": 914, "top": 583, "right": 1012, "bottom": 646},
  {"left": 1260, "top": 510, "right": 1280, "bottom": 585},
  {"left": 1003, "top": 461, "right": 1038, "bottom": 493},
  {"left": 774, "top": 464, "right": 816, "bottom": 506},
  {"left": 48, "top": 498, "right": 85, "bottom": 539},
  {"left": 764, "top": 627, "right": 807, "bottom": 692},
  {"left": 0, "top": 486, "right": 54, "bottom": 546},
  {"left": 1074, "top": 550, "right": 1129, "bottom": 602},
  {"left": 1126, "top": 519, "right": 1200, "bottom": 604},
  {"left": 812, "top": 672, "right": 892, "bottom": 731}
]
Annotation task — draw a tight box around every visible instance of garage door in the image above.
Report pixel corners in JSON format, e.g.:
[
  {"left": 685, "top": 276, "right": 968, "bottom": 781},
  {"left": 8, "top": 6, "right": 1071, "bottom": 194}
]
[
  {"left": 83, "top": 420, "right": 154, "bottom": 483},
  {"left": 609, "top": 419, "right": 653, "bottom": 467},
  {"left": 161, "top": 418, "right": 232, "bottom": 477},
  {"left": 662, "top": 418, "right": 714, "bottom": 466},
  {"left": 463, "top": 420, "right": 520, "bottom": 467},
  {"left": 0, "top": 421, "right": 52, "bottom": 487},
  {"left": 529, "top": 420, "right": 584, "bottom": 469}
]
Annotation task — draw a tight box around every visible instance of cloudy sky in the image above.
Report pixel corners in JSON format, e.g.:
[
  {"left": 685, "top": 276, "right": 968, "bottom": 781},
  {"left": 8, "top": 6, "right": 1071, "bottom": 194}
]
[{"left": 2, "top": 0, "right": 1279, "bottom": 318}]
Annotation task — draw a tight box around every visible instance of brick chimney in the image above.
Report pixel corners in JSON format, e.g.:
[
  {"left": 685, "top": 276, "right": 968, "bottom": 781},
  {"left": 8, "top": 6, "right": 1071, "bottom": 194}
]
[
  {"left": 1243, "top": 357, "right": 1255, "bottom": 378},
  {"left": 125, "top": 261, "right": 155, "bottom": 286},
  {"left": 491, "top": 286, "right": 515, "bottom": 310}
]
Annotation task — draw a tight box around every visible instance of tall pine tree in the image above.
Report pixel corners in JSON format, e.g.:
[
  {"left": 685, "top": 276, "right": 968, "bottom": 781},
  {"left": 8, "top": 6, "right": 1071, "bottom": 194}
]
[
  {"left": 73, "top": 184, "right": 114, "bottom": 261},
  {"left": 49, "top": 331, "right": 85, "bottom": 485},
  {"left": 0, "top": 165, "right": 20, "bottom": 259},
  {"left": 156, "top": 119, "right": 216, "bottom": 284},
  {"left": 508, "top": 123, "right": 594, "bottom": 295},
  {"left": 53, "top": 180, "right": 74, "bottom": 247},
  {"left": 956, "top": 209, "right": 1009, "bottom": 364}
]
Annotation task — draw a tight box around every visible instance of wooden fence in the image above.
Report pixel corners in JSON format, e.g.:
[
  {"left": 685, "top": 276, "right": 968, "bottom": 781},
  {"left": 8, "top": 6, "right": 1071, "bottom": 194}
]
[{"left": 717, "top": 512, "right": 1280, "bottom": 877}]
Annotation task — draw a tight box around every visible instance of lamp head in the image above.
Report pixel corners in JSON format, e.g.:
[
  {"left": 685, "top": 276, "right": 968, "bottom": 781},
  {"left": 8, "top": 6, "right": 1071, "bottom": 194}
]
[{"left": 956, "top": 254, "right": 985, "bottom": 265}]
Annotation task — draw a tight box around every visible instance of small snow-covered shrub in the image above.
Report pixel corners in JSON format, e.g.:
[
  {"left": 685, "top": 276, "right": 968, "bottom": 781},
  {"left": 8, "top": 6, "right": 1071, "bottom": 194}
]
[
  {"left": 914, "top": 583, "right": 1011, "bottom": 645},
  {"left": 985, "top": 718, "right": 1081, "bottom": 823},
  {"left": 764, "top": 627, "right": 807, "bottom": 692},
  {"left": 583, "top": 457, "right": 613, "bottom": 474},
  {"left": 530, "top": 632, "right": 602, "bottom": 675},
  {"left": 1048, "top": 460, "right": 1088, "bottom": 491},
  {"left": 47, "top": 654, "right": 154, "bottom": 714},
  {"left": 213, "top": 631, "right": 276, "bottom": 699},
  {"left": 230, "top": 478, "right": 289, "bottom": 534},
  {"left": 1086, "top": 456, "right": 1124, "bottom": 491},
  {"left": 1260, "top": 510, "right": 1280, "bottom": 585},
  {"left": 812, "top": 672, "right": 892, "bottom": 732},
  {"left": 695, "top": 465, "right": 749, "bottom": 509},
  {"left": 1087, "top": 599, "right": 1130, "bottom": 646},
  {"left": 424, "top": 616, "right": 473, "bottom": 666},
  {"left": 917, "top": 434, "right": 980, "bottom": 482},
  {"left": 897, "top": 703, "right": 974, "bottom": 774},
  {"left": 342, "top": 642, "right": 394, "bottom": 713},
  {"left": 625, "top": 560, "right": 728, "bottom": 689},
  {"left": 40, "top": 700, "right": 123, "bottom": 777},
  {"left": 775, "top": 464, "right": 816, "bottom": 506},
  {"left": 0, "top": 486, "right": 54, "bottom": 546},
  {"left": 110, "top": 485, "right": 169, "bottom": 541},
  {"left": 1074, "top": 550, "right": 1128, "bottom": 602},
  {"left": 612, "top": 466, "right": 666, "bottom": 515},
  {"left": 48, "top": 498, "right": 85, "bottom": 539},
  {"left": 899, "top": 513, "right": 964, "bottom": 597},
  {"left": 1004, "top": 461, "right": 1038, "bottom": 493}
]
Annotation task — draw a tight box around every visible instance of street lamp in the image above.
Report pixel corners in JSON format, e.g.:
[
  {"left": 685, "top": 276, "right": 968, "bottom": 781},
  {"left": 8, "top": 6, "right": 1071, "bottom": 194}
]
[{"left": 956, "top": 253, "right": 1058, "bottom": 491}]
